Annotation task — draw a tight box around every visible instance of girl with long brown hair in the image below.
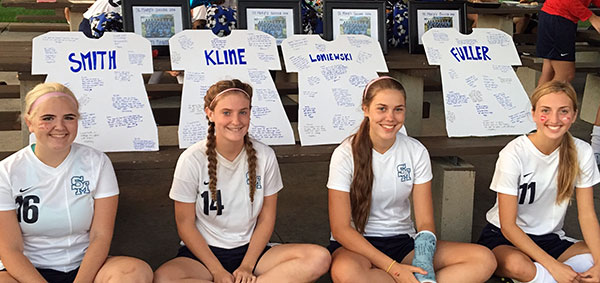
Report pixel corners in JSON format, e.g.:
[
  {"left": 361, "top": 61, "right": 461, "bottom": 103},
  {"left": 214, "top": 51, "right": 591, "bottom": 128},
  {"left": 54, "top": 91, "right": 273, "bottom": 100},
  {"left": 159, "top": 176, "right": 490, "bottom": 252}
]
[
  {"left": 154, "top": 79, "right": 330, "bottom": 283},
  {"left": 327, "top": 76, "right": 496, "bottom": 283},
  {"left": 477, "top": 80, "right": 600, "bottom": 283}
]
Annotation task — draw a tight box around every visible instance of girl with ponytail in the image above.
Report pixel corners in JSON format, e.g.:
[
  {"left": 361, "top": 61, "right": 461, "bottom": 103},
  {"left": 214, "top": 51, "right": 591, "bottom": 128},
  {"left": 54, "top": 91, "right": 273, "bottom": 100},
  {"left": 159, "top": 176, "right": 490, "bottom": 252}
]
[
  {"left": 327, "top": 76, "right": 496, "bottom": 283},
  {"left": 477, "top": 81, "right": 600, "bottom": 283},
  {"left": 155, "top": 79, "right": 330, "bottom": 283}
]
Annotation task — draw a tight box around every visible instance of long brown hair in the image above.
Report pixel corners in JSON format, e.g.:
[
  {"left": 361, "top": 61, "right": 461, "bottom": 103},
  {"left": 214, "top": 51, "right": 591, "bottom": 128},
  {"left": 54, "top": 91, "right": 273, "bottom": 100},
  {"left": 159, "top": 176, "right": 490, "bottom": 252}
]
[
  {"left": 350, "top": 77, "right": 406, "bottom": 233},
  {"left": 204, "top": 79, "right": 258, "bottom": 202},
  {"left": 530, "top": 81, "right": 579, "bottom": 204}
]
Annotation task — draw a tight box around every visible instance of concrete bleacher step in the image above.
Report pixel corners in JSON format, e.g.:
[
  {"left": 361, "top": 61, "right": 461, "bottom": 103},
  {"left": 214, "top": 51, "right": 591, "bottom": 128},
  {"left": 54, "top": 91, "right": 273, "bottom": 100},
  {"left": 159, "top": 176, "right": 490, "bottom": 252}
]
[
  {"left": 3, "top": 22, "right": 69, "bottom": 32},
  {"left": 16, "top": 15, "right": 66, "bottom": 22},
  {"left": 0, "top": 85, "right": 21, "bottom": 133}
]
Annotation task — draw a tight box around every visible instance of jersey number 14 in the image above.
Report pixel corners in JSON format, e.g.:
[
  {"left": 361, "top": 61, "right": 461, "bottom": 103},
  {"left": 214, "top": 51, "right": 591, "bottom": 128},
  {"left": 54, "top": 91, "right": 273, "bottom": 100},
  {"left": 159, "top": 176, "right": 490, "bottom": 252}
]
[{"left": 201, "top": 190, "right": 225, "bottom": 215}]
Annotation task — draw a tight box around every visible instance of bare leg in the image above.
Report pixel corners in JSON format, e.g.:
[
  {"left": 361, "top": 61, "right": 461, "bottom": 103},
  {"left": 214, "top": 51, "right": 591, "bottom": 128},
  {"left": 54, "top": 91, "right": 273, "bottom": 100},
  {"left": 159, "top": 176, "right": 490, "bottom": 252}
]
[
  {"left": 492, "top": 245, "right": 537, "bottom": 282},
  {"left": 557, "top": 241, "right": 590, "bottom": 262},
  {"left": 514, "top": 16, "right": 530, "bottom": 34},
  {"left": 538, "top": 59, "right": 556, "bottom": 86},
  {"left": 330, "top": 247, "right": 396, "bottom": 283},
  {"left": 550, "top": 60, "right": 576, "bottom": 83},
  {"left": 64, "top": 7, "right": 71, "bottom": 24},
  {"left": 95, "top": 256, "right": 153, "bottom": 283},
  {"left": 254, "top": 243, "right": 330, "bottom": 283},
  {"left": 154, "top": 257, "right": 213, "bottom": 283},
  {"left": 402, "top": 241, "right": 496, "bottom": 283}
]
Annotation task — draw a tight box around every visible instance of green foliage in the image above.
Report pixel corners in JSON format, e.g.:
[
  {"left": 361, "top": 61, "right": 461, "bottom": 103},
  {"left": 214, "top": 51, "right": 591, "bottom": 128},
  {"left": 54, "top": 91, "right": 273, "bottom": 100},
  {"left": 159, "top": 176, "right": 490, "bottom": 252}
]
[
  {"left": 579, "top": 20, "right": 592, "bottom": 28},
  {"left": 0, "top": 6, "right": 57, "bottom": 22}
]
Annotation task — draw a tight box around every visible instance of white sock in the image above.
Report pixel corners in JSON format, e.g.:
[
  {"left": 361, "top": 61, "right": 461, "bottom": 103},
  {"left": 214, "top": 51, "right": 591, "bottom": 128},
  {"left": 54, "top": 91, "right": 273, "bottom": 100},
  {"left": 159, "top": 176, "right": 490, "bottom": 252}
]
[
  {"left": 592, "top": 126, "right": 600, "bottom": 166},
  {"left": 519, "top": 262, "right": 556, "bottom": 283},
  {"left": 563, "top": 253, "right": 594, "bottom": 273}
]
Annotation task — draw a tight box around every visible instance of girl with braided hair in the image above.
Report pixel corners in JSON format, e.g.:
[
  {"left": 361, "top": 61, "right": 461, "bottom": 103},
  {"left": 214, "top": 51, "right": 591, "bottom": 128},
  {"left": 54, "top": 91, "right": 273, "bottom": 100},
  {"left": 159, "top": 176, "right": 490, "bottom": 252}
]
[
  {"left": 155, "top": 79, "right": 330, "bottom": 283},
  {"left": 327, "top": 76, "right": 497, "bottom": 283}
]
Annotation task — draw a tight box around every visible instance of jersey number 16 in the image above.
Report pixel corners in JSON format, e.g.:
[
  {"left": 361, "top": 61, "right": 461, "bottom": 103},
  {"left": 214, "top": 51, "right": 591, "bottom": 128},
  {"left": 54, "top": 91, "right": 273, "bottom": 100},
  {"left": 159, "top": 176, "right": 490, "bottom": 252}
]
[{"left": 15, "top": 195, "right": 40, "bottom": 223}]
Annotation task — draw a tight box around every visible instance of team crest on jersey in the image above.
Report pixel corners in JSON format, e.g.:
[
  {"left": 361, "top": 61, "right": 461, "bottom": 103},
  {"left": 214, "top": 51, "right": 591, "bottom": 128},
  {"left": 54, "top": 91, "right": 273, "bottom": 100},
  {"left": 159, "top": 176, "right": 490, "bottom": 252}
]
[
  {"left": 397, "top": 163, "right": 411, "bottom": 182},
  {"left": 246, "top": 172, "right": 263, "bottom": 190},
  {"left": 71, "top": 176, "right": 90, "bottom": 195}
]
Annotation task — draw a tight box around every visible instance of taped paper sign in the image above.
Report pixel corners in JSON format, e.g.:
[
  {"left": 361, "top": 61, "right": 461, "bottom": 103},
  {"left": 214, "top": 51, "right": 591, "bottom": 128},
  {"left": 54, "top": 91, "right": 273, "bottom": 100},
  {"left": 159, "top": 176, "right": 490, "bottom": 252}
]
[
  {"left": 32, "top": 32, "right": 159, "bottom": 152},
  {"left": 281, "top": 35, "right": 388, "bottom": 145},
  {"left": 422, "top": 28, "right": 535, "bottom": 137},
  {"left": 169, "top": 30, "right": 295, "bottom": 148}
]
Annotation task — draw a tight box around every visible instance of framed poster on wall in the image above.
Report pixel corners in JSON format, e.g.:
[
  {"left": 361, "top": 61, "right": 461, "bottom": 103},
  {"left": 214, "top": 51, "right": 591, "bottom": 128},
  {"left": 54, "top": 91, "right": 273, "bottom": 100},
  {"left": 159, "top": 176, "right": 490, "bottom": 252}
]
[
  {"left": 123, "top": 0, "right": 191, "bottom": 55},
  {"left": 324, "top": 0, "right": 386, "bottom": 53},
  {"left": 408, "top": 1, "right": 466, "bottom": 54}
]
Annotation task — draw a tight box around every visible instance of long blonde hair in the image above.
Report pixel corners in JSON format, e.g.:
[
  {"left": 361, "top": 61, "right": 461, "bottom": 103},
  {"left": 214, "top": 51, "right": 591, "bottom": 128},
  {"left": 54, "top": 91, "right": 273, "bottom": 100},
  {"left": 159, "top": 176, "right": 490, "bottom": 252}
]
[
  {"left": 203, "top": 79, "right": 258, "bottom": 202},
  {"left": 350, "top": 77, "right": 406, "bottom": 233},
  {"left": 530, "top": 81, "right": 579, "bottom": 204}
]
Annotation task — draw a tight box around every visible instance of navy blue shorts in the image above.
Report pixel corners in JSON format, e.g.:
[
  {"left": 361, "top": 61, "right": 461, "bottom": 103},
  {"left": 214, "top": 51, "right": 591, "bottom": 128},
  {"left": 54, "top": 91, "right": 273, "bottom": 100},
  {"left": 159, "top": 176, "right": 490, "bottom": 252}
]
[
  {"left": 328, "top": 234, "right": 415, "bottom": 262},
  {"left": 536, "top": 11, "right": 577, "bottom": 61},
  {"left": 176, "top": 244, "right": 271, "bottom": 274},
  {"left": 0, "top": 267, "right": 79, "bottom": 283},
  {"left": 78, "top": 18, "right": 93, "bottom": 38},
  {"left": 477, "top": 223, "right": 575, "bottom": 259}
]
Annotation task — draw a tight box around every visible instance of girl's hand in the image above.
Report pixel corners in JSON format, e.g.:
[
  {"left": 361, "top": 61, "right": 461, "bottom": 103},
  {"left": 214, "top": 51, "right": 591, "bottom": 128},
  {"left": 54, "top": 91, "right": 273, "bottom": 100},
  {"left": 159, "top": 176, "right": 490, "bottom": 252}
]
[
  {"left": 548, "top": 262, "right": 580, "bottom": 283},
  {"left": 233, "top": 265, "right": 257, "bottom": 283},
  {"left": 387, "top": 263, "right": 427, "bottom": 283},
  {"left": 580, "top": 264, "right": 600, "bottom": 282},
  {"left": 213, "top": 268, "right": 235, "bottom": 283}
]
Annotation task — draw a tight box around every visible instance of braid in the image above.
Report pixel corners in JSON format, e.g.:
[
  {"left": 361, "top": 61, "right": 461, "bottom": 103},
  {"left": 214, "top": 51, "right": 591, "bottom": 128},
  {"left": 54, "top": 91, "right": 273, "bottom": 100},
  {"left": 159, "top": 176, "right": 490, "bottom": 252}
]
[
  {"left": 244, "top": 135, "right": 258, "bottom": 202},
  {"left": 206, "top": 121, "right": 218, "bottom": 201}
]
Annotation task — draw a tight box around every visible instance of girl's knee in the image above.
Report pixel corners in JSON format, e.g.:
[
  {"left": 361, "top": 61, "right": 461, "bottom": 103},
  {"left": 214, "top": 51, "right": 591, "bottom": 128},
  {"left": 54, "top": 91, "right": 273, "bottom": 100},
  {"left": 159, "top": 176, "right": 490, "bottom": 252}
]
[
  {"left": 498, "top": 252, "right": 534, "bottom": 279},
  {"left": 153, "top": 266, "right": 173, "bottom": 283},
  {"left": 102, "top": 258, "right": 153, "bottom": 283},
  {"left": 473, "top": 245, "right": 497, "bottom": 276},
  {"left": 330, "top": 260, "right": 359, "bottom": 283},
  {"left": 300, "top": 245, "right": 331, "bottom": 278}
]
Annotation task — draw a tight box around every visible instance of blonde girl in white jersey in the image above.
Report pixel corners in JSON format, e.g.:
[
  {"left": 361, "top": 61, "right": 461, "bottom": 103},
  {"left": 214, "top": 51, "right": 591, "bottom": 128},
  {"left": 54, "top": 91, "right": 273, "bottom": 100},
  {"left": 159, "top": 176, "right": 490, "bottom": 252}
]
[
  {"left": 327, "top": 76, "right": 497, "bottom": 283},
  {"left": 154, "top": 79, "right": 330, "bottom": 283},
  {"left": 0, "top": 82, "right": 153, "bottom": 283},
  {"left": 477, "top": 81, "right": 600, "bottom": 283}
]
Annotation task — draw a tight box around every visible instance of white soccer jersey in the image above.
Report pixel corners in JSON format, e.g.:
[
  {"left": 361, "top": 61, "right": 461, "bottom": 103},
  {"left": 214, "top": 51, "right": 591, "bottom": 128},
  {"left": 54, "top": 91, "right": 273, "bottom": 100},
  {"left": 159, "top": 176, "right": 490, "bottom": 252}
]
[
  {"left": 327, "top": 132, "right": 433, "bottom": 238},
  {"left": 0, "top": 143, "right": 119, "bottom": 272},
  {"left": 169, "top": 139, "right": 283, "bottom": 249},
  {"left": 83, "top": 0, "right": 122, "bottom": 19},
  {"left": 486, "top": 135, "right": 600, "bottom": 236},
  {"left": 592, "top": 126, "right": 600, "bottom": 166}
]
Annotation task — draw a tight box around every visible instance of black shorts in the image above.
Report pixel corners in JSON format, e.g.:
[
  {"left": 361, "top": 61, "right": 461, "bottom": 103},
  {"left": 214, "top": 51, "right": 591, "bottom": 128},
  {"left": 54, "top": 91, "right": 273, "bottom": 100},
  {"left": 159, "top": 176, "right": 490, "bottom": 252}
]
[
  {"left": 176, "top": 244, "right": 271, "bottom": 274},
  {"left": 78, "top": 18, "right": 93, "bottom": 38},
  {"left": 0, "top": 267, "right": 79, "bottom": 283},
  {"left": 536, "top": 11, "right": 577, "bottom": 61},
  {"left": 477, "top": 223, "right": 575, "bottom": 259},
  {"left": 327, "top": 234, "right": 415, "bottom": 262}
]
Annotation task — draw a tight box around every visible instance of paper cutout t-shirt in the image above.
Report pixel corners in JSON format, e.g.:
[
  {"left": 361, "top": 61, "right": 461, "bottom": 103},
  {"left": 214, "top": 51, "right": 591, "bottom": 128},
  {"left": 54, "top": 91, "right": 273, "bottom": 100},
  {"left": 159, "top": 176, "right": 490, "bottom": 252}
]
[
  {"left": 422, "top": 28, "right": 535, "bottom": 137},
  {"left": 281, "top": 35, "right": 388, "bottom": 146},
  {"left": 32, "top": 32, "right": 158, "bottom": 152}
]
